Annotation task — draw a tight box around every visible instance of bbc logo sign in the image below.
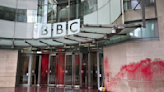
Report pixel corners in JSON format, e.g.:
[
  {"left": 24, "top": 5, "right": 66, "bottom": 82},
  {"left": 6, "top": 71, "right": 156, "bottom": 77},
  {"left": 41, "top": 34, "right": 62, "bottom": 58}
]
[{"left": 34, "top": 19, "right": 80, "bottom": 38}]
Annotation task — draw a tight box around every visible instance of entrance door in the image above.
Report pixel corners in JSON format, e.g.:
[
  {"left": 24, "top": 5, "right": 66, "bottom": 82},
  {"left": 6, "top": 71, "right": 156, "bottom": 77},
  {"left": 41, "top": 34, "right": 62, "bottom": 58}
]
[
  {"left": 64, "top": 53, "right": 81, "bottom": 87},
  {"left": 40, "top": 54, "right": 49, "bottom": 85},
  {"left": 48, "top": 53, "right": 65, "bottom": 87},
  {"left": 74, "top": 54, "right": 80, "bottom": 87},
  {"left": 90, "top": 52, "right": 98, "bottom": 89},
  {"left": 48, "top": 54, "right": 57, "bottom": 86},
  {"left": 31, "top": 55, "right": 40, "bottom": 86},
  {"left": 19, "top": 54, "right": 41, "bottom": 87},
  {"left": 81, "top": 53, "right": 88, "bottom": 88},
  {"left": 65, "top": 53, "right": 73, "bottom": 87},
  {"left": 97, "top": 52, "right": 104, "bottom": 89},
  {"left": 19, "top": 55, "right": 30, "bottom": 86}
]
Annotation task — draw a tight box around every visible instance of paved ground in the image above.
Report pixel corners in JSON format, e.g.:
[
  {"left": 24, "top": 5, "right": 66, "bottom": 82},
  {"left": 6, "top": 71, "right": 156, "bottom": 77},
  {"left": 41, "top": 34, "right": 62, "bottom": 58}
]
[{"left": 0, "top": 87, "right": 98, "bottom": 92}]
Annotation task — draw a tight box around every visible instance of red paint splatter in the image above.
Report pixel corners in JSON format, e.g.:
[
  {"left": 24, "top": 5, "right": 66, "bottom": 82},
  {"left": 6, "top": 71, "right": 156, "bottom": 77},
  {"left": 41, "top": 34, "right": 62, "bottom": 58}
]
[
  {"left": 104, "top": 57, "right": 110, "bottom": 87},
  {"left": 73, "top": 37, "right": 90, "bottom": 42},
  {"left": 105, "top": 58, "right": 164, "bottom": 92}
]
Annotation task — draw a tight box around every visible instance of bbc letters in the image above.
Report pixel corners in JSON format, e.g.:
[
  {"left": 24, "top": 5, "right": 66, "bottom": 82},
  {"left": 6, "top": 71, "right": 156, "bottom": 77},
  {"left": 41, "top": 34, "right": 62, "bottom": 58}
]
[{"left": 34, "top": 19, "right": 80, "bottom": 38}]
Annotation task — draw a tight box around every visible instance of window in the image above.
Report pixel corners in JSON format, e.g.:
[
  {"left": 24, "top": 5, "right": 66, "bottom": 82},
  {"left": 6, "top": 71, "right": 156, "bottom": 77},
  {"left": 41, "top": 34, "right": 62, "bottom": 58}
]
[
  {"left": 17, "top": 9, "right": 27, "bottom": 22},
  {"left": 0, "top": 6, "right": 5, "bottom": 19},
  {"left": 4, "top": 7, "right": 16, "bottom": 21},
  {"left": 128, "top": 20, "right": 159, "bottom": 38},
  {"left": 124, "top": 0, "right": 155, "bottom": 11}
]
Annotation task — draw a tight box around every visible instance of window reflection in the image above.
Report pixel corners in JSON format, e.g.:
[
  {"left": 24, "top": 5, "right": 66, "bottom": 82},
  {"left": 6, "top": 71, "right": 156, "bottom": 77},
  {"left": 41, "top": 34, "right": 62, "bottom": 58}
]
[
  {"left": 124, "top": 0, "right": 155, "bottom": 11},
  {"left": 129, "top": 20, "right": 158, "bottom": 38},
  {"left": 37, "top": 0, "right": 98, "bottom": 23},
  {"left": 4, "top": 7, "right": 16, "bottom": 21},
  {"left": 17, "top": 9, "right": 27, "bottom": 22},
  {"left": 0, "top": 6, "right": 5, "bottom": 19},
  {"left": 130, "top": 28, "right": 142, "bottom": 38},
  {"left": 0, "top": 0, "right": 98, "bottom": 23},
  {"left": 0, "top": 5, "right": 37, "bottom": 23}
]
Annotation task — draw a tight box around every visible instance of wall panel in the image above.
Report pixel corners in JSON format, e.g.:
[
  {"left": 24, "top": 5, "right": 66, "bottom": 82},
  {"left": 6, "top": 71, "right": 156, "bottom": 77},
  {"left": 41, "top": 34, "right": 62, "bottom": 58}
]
[{"left": 0, "top": 49, "right": 18, "bottom": 87}]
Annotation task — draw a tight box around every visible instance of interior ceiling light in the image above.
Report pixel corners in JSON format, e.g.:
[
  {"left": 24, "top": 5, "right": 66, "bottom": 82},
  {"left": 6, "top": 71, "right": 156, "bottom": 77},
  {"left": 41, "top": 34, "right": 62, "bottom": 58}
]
[
  {"left": 112, "top": 28, "right": 116, "bottom": 33},
  {"left": 47, "top": 45, "right": 50, "bottom": 49},
  {"left": 79, "top": 42, "right": 81, "bottom": 46},
  {"left": 92, "top": 39, "right": 96, "bottom": 43},
  {"left": 66, "top": 5, "right": 69, "bottom": 8},
  {"left": 104, "top": 34, "right": 107, "bottom": 39},
  {"left": 64, "top": 43, "right": 67, "bottom": 48}
]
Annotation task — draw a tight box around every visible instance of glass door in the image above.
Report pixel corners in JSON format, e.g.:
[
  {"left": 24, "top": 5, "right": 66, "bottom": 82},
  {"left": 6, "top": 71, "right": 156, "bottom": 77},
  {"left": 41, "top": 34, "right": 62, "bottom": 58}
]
[
  {"left": 19, "top": 55, "right": 30, "bottom": 86},
  {"left": 97, "top": 52, "right": 104, "bottom": 89},
  {"left": 19, "top": 54, "right": 42, "bottom": 87},
  {"left": 90, "top": 52, "right": 98, "bottom": 89},
  {"left": 31, "top": 55, "right": 40, "bottom": 86},
  {"left": 48, "top": 53, "right": 65, "bottom": 87},
  {"left": 81, "top": 53, "right": 88, "bottom": 88},
  {"left": 40, "top": 54, "right": 49, "bottom": 85},
  {"left": 48, "top": 54, "right": 57, "bottom": 86},
  {"left": 74, "top": 54, "right": 80, "bottom": 87},
  {"left": 65, "top": 53, "right": 73, "bottom": 87}
]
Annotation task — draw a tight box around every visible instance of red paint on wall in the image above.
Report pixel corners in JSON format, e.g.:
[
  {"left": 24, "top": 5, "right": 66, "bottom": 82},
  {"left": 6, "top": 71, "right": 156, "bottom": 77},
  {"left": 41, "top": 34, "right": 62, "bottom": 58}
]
[
  {"left": 104, "top": 57, "right": 110, "bottom": 87},
  {"left": 41, "top": 54, "right": 49, "bottom": 84},
  {"left": 105, "top": 58, "right": 164, "bottom": 91}
]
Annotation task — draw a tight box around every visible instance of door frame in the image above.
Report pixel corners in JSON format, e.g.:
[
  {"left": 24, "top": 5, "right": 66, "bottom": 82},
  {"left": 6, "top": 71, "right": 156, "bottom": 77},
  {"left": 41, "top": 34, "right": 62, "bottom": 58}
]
[
  {"left": 64, "top": 52, "right": 74, "bottom": 87},
  {"left": 97, "top": 51, "right": 103, "bottom": 89},
  {"left": 18, "top": 54, "right": 32, "bottom": 87},
  {"left": 74, "top": 53, "right": 81, "bottom": 88},
  {"left": 48, "top": 53, "right": 57, "bottom": 86},
  {"left": 18, "top": 54, "right": 42, "bottom": 87}
]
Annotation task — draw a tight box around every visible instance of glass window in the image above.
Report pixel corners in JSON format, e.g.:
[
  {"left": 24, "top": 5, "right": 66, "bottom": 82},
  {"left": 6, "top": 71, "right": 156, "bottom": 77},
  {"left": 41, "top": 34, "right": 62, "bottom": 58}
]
[
  {"left": 4, "top": 7, "right": 16, "bottom": 21},
  {"left": 142, "top": 22, "right": 155, "bottom": 38},
  {"left": 37, "top": 5, "right": 48, "bottom": 23},
  {"left": 0, "top": 6, "right": 5, "bottom": 19},
  {"left": 124, "top": 0, "right": 155, "bottom": 11},
  {"left": 47, "top": 5, "right": 57, "bottom": 23},
  {"left": 130, "top": 28, "right": 142, "bottom": 38},
  {"left": 128, "top": 20, "right": 158, "bottom": 38},
  {"left": 16, "top": 9, "right": 27, "bottom": 22},
  {"left": 27, "top": 10, "right": 37, "bottom": 23}
]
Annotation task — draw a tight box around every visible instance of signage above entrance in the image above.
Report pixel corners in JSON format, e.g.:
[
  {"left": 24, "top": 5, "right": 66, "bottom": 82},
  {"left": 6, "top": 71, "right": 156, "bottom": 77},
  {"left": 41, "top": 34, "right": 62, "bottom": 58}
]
[{"left": 33, "top": 19, "right": 80, "bottom": 38}]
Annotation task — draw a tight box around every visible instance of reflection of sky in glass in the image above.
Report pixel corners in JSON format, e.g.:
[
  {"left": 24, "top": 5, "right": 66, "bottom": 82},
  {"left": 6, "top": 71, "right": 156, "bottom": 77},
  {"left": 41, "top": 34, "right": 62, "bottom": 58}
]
[
  {"left": 131, "top": 1, "right": 141, "bottom": 9},
  {"left": 27, "top": 10, "right": 37, "bottom": 23},
  {"left": 151, "top": 23, "right": 154, "bottom": 30},
  {"left": 44, "top": 0, "right": 48, "bottom": 23},
  {"left": 130, "top": 28, "right": 141, "bottom": 37},
  {"left": 134, "top": 28, "right": 141, "bottom": 37}
]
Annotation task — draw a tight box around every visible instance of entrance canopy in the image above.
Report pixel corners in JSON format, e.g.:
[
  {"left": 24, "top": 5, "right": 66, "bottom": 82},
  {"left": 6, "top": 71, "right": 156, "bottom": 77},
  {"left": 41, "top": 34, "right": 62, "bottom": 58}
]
[{"left": 0, "top": 24, "right": 141, "bottom": 50}]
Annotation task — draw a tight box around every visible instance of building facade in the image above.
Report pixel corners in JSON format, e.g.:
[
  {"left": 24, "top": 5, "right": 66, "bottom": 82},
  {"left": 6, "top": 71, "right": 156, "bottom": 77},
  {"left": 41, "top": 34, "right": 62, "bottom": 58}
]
[{"left": 0, "top": 0, "right": 163, "bottom": 92}]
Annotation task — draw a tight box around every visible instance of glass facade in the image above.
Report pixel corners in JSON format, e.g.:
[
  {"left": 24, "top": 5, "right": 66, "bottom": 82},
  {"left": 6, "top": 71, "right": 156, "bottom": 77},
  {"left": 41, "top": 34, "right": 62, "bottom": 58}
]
[
  {"left": 124, "top": 0, "right": 155, "bottom": 11},
  {"left": 37, "top": 0, "right": 97, "bottom": 24},
  {"left": 0, "top": 0, "right": 98, "bottom": 24},
  {"left": 129, "top": 20, "right": 159, "bottom": 38},
  {"left": 0, "top": 5, "right": 37, "bottom": 23}
]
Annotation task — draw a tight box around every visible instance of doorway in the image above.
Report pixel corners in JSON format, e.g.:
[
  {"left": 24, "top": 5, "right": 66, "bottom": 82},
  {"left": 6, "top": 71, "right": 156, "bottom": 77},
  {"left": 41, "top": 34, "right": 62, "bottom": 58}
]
[
  {"left": 18, "top": 52, "right": 104, "bottom": 89},
  {"left": 48, "top": 53, "right": 65, "bottom": 87},
  {"left": 19, "top": 54, "right": 42, "bottom": 87}
]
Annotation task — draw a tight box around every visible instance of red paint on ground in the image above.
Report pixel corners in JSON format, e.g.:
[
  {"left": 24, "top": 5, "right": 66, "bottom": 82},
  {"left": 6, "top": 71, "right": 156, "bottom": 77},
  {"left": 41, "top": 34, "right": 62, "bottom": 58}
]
[{"left": 105, "top": 58, "right": 164, "bottom": 91}]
